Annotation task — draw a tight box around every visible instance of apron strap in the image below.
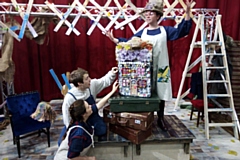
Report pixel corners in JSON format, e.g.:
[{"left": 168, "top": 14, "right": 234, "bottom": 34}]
[
  {"left": 68, "top": 125, "right": 95, "bottom": 148},
  {"left": 67, "top": 92, "right": 77, "bottom": 100}
]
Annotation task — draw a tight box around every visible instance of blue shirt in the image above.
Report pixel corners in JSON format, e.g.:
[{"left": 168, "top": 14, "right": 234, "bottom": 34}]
[{"left": 118, "top": 19, "right": 192, "bottom": 42}]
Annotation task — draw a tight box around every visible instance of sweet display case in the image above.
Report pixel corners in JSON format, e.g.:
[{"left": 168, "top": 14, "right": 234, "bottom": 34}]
[{"left": 115, "top": 37, "right": 153, "bottom": 97}]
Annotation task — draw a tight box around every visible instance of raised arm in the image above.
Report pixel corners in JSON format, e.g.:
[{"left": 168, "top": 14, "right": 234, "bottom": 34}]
[
  {"left": 185, "top": 0, "right": 193, "bottom": 21},
  {"left": 90, "top": 67, "right": 118, "bottom": 100},
  {"left": 106, "top": 29, "right": 119, "bottom": 44},
  {"left": 96, "top": 81, "right": 119, "bottom": 110},
  {"left": 164, "top": 0, "right": 193, "bottom": 41},
  {"left": 106, "top": 29, "right": 143, "bottom": 44}
]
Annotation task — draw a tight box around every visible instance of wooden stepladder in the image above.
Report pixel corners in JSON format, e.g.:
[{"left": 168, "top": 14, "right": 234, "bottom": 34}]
[{"left": 175, "top": 14, "right": 240, "bottom": 139}]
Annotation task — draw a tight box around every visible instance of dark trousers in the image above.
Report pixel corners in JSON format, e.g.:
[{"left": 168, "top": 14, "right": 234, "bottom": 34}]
[
  {"left": 157, "top": 100, "right": 165, "bottom": 118},
  {"left": 190, "top": 72, "right": 203, "bottom": 99}
]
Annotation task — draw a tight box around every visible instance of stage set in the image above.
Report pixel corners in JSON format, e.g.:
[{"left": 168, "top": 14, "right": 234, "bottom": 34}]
[{"left": 0, "top": 0, "right": 240, "bottom": 160}]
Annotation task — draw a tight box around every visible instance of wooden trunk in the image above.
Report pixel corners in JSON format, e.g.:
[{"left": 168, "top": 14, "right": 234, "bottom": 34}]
[
  {"left": 103, "top": 106, "right": 154, "bottom": 131},
  {"left": 109, "top": 93, "right": 160, "bottom": 112},
  {"left": 109, "top": 123, "right": 152, "bottom": 144}
]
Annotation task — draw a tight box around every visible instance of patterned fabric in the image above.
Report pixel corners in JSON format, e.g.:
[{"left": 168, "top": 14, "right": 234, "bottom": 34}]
[
  {"left": 140, "top": 0, "right": 164, "bottom": 14},
  {"left": 31, "top": 101, "right": 56, "bottom": 123}
]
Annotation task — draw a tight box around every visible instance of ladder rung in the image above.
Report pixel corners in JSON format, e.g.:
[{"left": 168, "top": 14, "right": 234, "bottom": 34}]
[
  {"left": 194, "top": 41, "right": 201, "bottom": 46},
  {"left": 194, "top": 41, "right": 204, "bottom": 47},
  {"left": 208, "top": 123, "right": 235, "bottom": 127},
  {"left": 206, "top": 66, "right": 226, "bottom": 70},
  {"left": 194, "top": 41, "right": 221, "bottom": 47},
  {"left": 205, "top": 53, "right": 224, "bottom": 56},
  {"left": 207, "top": 94, "right": 231, "bottom": 98},
  {"left": 206, "top": 80, "right": 229, "bottom": 83},
  {"left": 205, "top": 41, "right": 221, "bottom": 46},
  {"left": 208, "top": 108, "right": 233, "bottom": 112}
]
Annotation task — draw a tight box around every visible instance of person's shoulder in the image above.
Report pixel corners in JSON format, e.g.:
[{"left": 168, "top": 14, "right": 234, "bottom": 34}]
[
  {"left": 135, "top": 29, "right": 144, "bottom": 36},
  {"left": 70, "top": 86, "right": 86, "bottom": 95},
  {"left": 63, "top": 88, "right": 80, "bottom": 103},
  {"left": 63, "top": 92, "right": 72, "bottom": 101},
  {"left": 69, "top": 86, "right": 78, "bottom": 92},
  {"left": 90, "top": 78, "right": 99, "bottom": 86},
  {"left": 69, "top": 125, "right": 85, "bottom": 135},
  {"left": 91, "top": 78, "right": 98, "bottom": 82}
]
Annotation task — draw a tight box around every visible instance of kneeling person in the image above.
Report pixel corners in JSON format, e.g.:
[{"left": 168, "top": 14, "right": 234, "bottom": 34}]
[{"left": 54, "top": 81, "right": 119, "bottom": 160}]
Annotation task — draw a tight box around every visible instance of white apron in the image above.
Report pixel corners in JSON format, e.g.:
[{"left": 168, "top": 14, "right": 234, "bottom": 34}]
[
  {"left": 54, "top": 125, "right": 94, "bottom": 160},
  {"left": 141, "top": 26, "right": 172, "bottom": 101}
]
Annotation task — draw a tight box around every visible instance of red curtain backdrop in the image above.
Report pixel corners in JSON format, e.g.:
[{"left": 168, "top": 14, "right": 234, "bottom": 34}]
[{"left": 1, "top": 0, "right": 240, "bottom": 101}]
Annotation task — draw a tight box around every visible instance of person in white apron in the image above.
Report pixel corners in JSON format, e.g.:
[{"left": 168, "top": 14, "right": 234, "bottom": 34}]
[
  {"left": 59, "top": 67, "right": 118, "bottom": 146},
  {"left": 54, "top": 81, "right": 119, "bottom": 159},
  {"left": 106, "top": 0, "right": 193, "bottom": 131}
]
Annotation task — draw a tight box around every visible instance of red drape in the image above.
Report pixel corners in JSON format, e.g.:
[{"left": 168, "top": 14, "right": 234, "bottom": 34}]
[{"left": 1, "top": 0, "right": 240, "bottom": 101}]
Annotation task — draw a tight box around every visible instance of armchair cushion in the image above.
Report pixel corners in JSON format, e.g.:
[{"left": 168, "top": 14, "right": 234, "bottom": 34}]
[{"left": 11, "top": 116, "right": 50, "bottom": 136}]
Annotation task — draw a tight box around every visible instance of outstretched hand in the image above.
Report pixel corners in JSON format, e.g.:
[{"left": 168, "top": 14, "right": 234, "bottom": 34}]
[
  {"left": 186, "top": 0, "right": 193, "bottom": 13},
  {"left": 185, "top": 0, "right": 194, "bottom": 20},
  {"left": 112, "top": 81, "right": 119, "bottom": 93},
  {"left": 96, "top": 80, "right": 119, "bottom": 110},
  {"left": 105, "top": 29, "right": 118, "bottom": 44},
  {"left": 106, "top": 29, "right": 114, "bottom": 41}
]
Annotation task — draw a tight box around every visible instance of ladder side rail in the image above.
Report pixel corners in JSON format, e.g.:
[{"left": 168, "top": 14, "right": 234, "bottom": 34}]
[
  {"left": 212, "top": 17, "right": 218, "bottom": 42},
  {"left": 216, "top": 15, "right": 240, "bottom": 138},
  {"left": 174, "top": 15, "right": 202, "bottom": 110},
  {"left": 200, "top": 14, "right": 210, "bottom": 139},
  {"left": 216, "top": 16, "right": 231, "bottom": 93},
  {"left": 216, "top": 15, "right": 233, "bottom": 105},
  {"left": 209, "top": 17, "right": 214, "bottom": 41}
]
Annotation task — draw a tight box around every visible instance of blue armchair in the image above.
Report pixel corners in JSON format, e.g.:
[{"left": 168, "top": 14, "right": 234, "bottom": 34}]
[{"left": 6, "top": 91, "right": 51, "bottom": 158}]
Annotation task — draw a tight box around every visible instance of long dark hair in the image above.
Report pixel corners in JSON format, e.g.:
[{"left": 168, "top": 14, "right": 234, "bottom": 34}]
[{"left": 62, "top": 100, "right": 86, "bottom": 140}]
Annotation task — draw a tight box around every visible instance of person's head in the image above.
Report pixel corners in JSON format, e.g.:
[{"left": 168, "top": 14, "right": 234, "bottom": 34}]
[
  {"left": 140, "top": 0, "right": 163, "bottom": 23},
  {"left": 70, "top": 68, "right": 91, "bottom": 89},
  {"left": 63, "top": 100, "right": 93, "bottom": 140},
  {"left": 69, "top": 100, "right": 93, "bottom": 123}
]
